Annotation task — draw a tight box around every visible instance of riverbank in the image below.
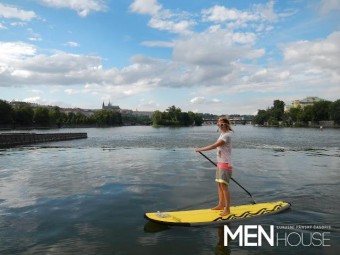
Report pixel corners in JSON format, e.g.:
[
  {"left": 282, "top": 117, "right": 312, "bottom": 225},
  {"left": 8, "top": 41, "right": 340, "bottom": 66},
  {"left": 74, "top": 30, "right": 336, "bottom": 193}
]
[
  {"left": 0, "top": 132, "right": 87, "bottom": 148},
  {"left": 256, "top": 120, "right": 340, "bottom": 128}
]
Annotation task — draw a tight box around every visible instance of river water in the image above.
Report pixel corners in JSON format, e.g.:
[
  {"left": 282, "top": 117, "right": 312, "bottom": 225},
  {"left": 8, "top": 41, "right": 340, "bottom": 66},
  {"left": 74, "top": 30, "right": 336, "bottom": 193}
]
[{"left": 0, "top": 125, "right": 339, "bottom": 254}]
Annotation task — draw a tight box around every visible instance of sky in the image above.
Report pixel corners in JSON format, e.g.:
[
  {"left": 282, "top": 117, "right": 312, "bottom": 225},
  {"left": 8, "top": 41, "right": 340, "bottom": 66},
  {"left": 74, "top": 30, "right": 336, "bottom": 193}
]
[{"left": 0, "top": 0, "right": 339, "bottom": 115}]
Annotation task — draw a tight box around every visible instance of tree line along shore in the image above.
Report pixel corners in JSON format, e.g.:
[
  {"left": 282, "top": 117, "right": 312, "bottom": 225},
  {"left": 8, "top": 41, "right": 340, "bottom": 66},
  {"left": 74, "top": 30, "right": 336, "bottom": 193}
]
[
  {"left": 0, "top": 100, "right": 204, "bottom": 129},
  {"left": 1, "top": 98, "right": 339, "bottom": 130},
  {"left": 252, "top": 99, "right": 340, "bottom": 128}
]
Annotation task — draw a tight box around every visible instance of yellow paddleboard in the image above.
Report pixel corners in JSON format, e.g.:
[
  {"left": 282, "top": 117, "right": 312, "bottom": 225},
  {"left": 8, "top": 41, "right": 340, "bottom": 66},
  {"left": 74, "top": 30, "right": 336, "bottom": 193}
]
[{"left": 144, "top": 201, "right": 290, "bottom": 226}]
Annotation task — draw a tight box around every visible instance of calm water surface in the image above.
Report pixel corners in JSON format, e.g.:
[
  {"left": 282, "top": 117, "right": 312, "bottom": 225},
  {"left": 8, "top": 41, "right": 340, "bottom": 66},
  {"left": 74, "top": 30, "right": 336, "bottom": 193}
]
[{"left": 0, "top": 126, "right": 339, "bottom": 254}]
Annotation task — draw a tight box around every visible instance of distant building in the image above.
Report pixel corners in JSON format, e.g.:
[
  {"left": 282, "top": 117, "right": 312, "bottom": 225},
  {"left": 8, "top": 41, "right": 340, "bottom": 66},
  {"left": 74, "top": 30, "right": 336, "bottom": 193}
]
[
  {"left": 102, "top": 101, "right": 120, "bottom": 111},
  {"left": 101, "top": 103, "right": 153, "bottom": 117},
  {"left": 285, "top": 96, "right": 324, "bottom": 111}
]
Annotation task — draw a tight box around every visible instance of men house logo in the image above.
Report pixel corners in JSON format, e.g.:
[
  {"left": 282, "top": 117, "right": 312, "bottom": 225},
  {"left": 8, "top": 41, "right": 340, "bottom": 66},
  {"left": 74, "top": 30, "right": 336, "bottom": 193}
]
[{"left": 224, "top": 225, "right": 331, "bottom": 247}]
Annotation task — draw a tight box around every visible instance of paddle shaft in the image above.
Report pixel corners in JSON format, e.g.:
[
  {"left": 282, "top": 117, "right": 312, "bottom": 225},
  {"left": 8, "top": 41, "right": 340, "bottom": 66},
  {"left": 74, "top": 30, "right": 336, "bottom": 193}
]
[{"left": 198, "top": 151, "right": 256, "bottom": 204}]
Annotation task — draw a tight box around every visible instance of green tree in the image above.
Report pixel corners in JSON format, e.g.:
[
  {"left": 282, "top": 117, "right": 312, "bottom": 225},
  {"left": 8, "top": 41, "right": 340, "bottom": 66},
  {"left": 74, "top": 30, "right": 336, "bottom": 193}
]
[
  {"left": 60, "top": 112, "right": 68, "bottom": 125},
  {"left": 289, "top": 106, "right": 302, "bottom": 122},
  {"left": 14, "top": 105, "right": 34, "bottom": 126},
  {"left": 67, "top": 112, "right": 76, "bottom": 124},
  {"left": 92, "top": 109, "right": 121, "bottom": 126},
  {"left": 193, "top": 113, "right": 203, "bottom": 126},
  {"left": 282, "top": 106, "right": 303, "bottom": 126},
  {"left": 298, "top": 105, "right": 313, "bottom": 123},
  {"left": 311, "top": 101, "right": 332, "bottom": 121},
  {"left": 271, "top": 100, "right": 285, "bottom": 122},
  {"left": 329, "top": 99, "right": 340, "bottom": 124},
  {"left": 0, "top": 100, "right": 13, "bottom": 125},
  {"left": 253, "top": 109, "right": 269, "bottom": 125},
  {"left": 179, "top": 112, "right": 191, "bottom": 126},
  {"left": 49, "top": 106, "right": 62, "bottom": 127},
  {"left": 151, "top": 110, "right": 163, "bottom": 126},
  {"left": 254, "top": 98, "right": 340, "bottom": 127},
  {"left": 34, "top": 107, "right": 50, "bottom": 126},
  {"left": 151, "top": 106, "right": 203, "bottom": 126},
  {"left": 166, "top": 105, "right": 181, "bottom": 123}
]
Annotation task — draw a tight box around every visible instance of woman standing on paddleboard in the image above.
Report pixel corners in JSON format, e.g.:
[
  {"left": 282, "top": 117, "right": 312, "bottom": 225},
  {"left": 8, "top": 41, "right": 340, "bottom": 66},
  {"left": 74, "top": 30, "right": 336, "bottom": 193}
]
[{"left": 195, "top": 117, "right": 233, "bottom": 216}]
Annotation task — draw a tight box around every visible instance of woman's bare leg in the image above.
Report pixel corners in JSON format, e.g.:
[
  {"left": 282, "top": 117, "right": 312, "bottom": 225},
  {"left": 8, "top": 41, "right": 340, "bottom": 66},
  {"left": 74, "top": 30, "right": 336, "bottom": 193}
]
[
  {"left": 212, "top": 183, "right": 225, "bottom": 210},
  {"left": 220, "top": 183, "right": 231, "bottom": 216}
]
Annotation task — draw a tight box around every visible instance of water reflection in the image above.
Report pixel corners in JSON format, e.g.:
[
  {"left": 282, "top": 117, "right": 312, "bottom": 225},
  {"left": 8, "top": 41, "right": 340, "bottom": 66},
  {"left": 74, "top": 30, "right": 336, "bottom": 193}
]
[
  {"left": 143, "top": 222, "right": 231, "bottom": 255},
  {"left": 216, "top": 226, "right": 231, "bottom": 255},
  {"left": 144, "top": 221, "right": 170, "bottom": 233}
]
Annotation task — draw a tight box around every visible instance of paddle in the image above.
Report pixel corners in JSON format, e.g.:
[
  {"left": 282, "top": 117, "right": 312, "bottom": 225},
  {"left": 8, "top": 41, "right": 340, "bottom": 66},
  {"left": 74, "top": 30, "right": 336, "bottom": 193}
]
[{"left": 197, "top": 151, "right": 257, "bottom": 204}]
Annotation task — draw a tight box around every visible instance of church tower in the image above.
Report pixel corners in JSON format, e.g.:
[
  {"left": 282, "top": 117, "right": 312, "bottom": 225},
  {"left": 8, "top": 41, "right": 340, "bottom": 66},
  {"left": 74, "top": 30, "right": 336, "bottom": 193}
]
[{"left": 101, "top": 101, "right": 120, "bottom": 111}]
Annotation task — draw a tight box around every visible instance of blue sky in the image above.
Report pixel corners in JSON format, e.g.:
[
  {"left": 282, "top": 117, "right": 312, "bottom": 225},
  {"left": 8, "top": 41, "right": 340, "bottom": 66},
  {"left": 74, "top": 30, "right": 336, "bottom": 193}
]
[{"left": 0, "top": 0, "right": 339, "bottom": 115}]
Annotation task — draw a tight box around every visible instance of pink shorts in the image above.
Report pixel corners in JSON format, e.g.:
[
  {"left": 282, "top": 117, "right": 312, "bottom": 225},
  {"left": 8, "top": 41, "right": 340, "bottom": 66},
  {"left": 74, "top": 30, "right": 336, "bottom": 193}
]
[{"left": 217, "top": 162, "right": 233, "bottom": 171}]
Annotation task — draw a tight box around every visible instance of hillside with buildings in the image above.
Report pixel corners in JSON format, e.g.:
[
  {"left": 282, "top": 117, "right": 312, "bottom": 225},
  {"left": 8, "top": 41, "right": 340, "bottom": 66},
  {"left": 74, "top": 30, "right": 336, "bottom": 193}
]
[
  {"left": 0, "top": 100, "right": 155, "bottom": 129},
  {"left": 253, "top": 97, "right": 340, "bottom": 128},
  {"left": 284, "top": 97, "right": 324, "bottom": 111}
]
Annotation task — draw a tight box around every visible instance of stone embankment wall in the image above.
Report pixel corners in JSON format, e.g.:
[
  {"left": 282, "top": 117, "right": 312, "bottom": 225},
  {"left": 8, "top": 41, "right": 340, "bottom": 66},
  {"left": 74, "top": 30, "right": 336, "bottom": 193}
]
[{"left": 0, "top": 133, "right": 87, "bottom": 147}]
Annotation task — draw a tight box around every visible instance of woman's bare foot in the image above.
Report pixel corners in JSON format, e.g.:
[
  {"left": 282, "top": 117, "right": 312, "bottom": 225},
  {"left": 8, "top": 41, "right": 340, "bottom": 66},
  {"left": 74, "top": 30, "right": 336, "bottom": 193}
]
[
  {"left": 211, "top": 205, "right": 224, "bottom": 210},
  {"left": 220, "top": 209, "right": 230, "bottom": 216}
]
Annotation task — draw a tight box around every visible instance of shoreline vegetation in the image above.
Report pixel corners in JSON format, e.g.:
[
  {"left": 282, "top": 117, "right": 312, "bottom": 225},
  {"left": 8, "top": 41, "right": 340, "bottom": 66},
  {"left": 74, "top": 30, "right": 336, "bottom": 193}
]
[
  {"left": 150, "top": 105, "right": 203, "bottom": 127},
  {"left": 252, "top": 99, "right": 340, "bottom": 128},
  {"left": 1, "top": 98, "right": 340, "bottom": 130},
  {"left": 0, "top": 100, "right": 204, "bottom": 129}
]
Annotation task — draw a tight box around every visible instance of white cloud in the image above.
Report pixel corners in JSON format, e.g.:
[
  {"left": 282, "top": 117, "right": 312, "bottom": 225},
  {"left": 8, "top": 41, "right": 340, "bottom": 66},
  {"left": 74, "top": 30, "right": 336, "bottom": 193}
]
[
  {"left": 278, "top": 32, "right": 340, "bottom": 99},
  {"left": 129, "top": 0, "right": 162, "bottom": 16},
  {"left": 190, "top": 96, "right": 221, "bottom": 105},
  {"left": 38, "top": 0, "right": 107, "bottom": 17},
  {"left": 0, "top": 3, "right": 37, "bottom": 21},
  {"left": 283, "top": 31, "right": 340, "bottom": 79},
  {"left": 11, "top": 69, "right": 32, "bottom": 78},
  {"left": 22, "top": 96, "right": 67, "bottom": 107},
  {"left": 10, "top": 22, "right": 27, "bottom": 27},
  {"left": 202, "top": 5, "right": 258, "bottom": 23},
  {"left": 137, "top": 99, "right": 160, "bottom": 110},
  {"left": 253, "top": 0, "right": 278, "bottom": 22},
  {"left": 1, "top": 27, "right": 339, "bottom": 107},
  {"left": 172, "top": 28, "right": 263, "bottom": 68},
  {"left": 30, "top": 89, "right": 44, "bottom": 95},
  {"left": 0, "top": 23, "right": 7, "bottom": 30},
  {"left": 83, "top": 80, "right": 155, "bottom": 100},
  {"left": 64, "top": 89, "right": 80, "bottom": 95},
  {"left": 27, "top": 28, "right": 42, "bottom": 41},
  {"left": 0, "top": 38, "right": 262, "bottom": 96},
  {"left": 0, "top": 41, "right": 36, "bottom": 61},
  {"left": 190, "top": 96, "right": 205, "bottom": 104},
  {"left": 130, "top": 0, "right": 195, "bottom": 34},
  {"left": 0, "top": 42, "right": 108, "bottom": 87},
  {"left": 319, "top": 0, "right": 340, "bottom": 14},
  {"left": 201, "top": 1, "right": 288, "bottom": 33},
  {"left": 23, "top": 96, "right": 44, "bottom": 104},
  {"left": 202, "top": 1, "right": 279, "bottom": 24},
  {"left": 64, "top": 41, "right": 80, "bottom": 47},
  {"left": 148, "top": 17, "right": 195, "bottom": 35},
  {"left": 0, "top": 43, "right": 162, "bottom": 99},
  {"left": 141, "top": 40, "right": 174, "bottom": 48},
  {"left": 28, "top": 36, "right": 41, "bottom": 42}
]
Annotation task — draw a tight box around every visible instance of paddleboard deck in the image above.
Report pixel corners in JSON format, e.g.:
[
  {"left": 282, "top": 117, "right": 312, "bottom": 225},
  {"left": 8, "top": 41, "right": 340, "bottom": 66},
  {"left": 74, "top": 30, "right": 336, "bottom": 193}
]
[{"left": 144, "top": 201, "right": 291, "bottom": 226}]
